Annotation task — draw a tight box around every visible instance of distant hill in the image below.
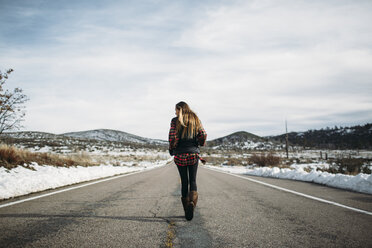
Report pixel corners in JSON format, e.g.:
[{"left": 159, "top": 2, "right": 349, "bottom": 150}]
[
  {"left": 62, "top": 129, "right": 167, "bottom": 145},
  {"left": 1, "top": 129, "right": 167, "bottom": 153},
  {"left": 207, "top": 131, "right": 282, "bottom": 150},
  {"left": 269, "top": 123, "right": 372, "bottom": 149},
  {"left": 4, "top": 131, "right": 61, "bottom": 140},
  {"left": 2, "top": 123, "right": 371, "bottom": 152}
]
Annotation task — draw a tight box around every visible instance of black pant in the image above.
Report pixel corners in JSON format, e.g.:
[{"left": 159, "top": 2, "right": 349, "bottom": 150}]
[{"left": 177, "top": 161, "right": 198, "bottom": 198}]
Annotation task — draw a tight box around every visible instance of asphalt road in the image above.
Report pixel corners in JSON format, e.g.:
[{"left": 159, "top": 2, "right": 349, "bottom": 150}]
[{"left": 0, "top": 163, "right": 371, "bottom": 248}]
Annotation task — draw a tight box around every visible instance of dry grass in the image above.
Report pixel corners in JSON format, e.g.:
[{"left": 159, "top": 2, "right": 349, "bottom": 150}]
[
  {"left": 202, "top": 156, "right": 246, "bottom": 166},
  {"left": 0, "top": 144, "right": 97, "bottom": 169},
  {"left": 248, "top": 152, "right": 281, "bottom": 167},
  {"left": 91, "top": 154, "right": 167, "bottom": 166},
  {"left": 203, "top": 152, "right": 282, "bottom": 167}
]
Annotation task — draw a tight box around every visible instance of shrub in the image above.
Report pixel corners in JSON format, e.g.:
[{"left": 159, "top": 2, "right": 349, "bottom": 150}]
[
  {"left": 0, "top": 144, "right": 29, "bottom": 168},
  {"left": 335, "top": 157, "right": 366, "bottom": 175},
  {"left": 249, "top": 152, "right": 281, "bottom": 167}
]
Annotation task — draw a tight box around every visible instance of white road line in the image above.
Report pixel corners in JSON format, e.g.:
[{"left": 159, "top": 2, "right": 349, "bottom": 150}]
[
  {"left": 0, "top": 165, "right": 165, "bottom": 209},
  {"left": 204, "top": 167, "right": 372, "bottom": 216}
]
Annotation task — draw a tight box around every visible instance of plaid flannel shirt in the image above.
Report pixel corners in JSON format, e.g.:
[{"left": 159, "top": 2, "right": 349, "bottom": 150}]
[{"left": 168, "top": 117, "right": 207, "bottom": 166}]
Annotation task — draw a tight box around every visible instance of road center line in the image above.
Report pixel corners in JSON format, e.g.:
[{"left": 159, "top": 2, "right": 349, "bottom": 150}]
[
  {"left": 204, "top": 167, "right": 372, "bottom": 216},
  {"left": 0, "top": 165, "right": 164, "bottom": 209}
]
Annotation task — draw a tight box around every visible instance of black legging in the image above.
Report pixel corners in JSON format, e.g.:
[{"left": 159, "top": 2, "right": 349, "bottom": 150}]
[{"left": 177, "top": 161, "right": 198, "bottom": 198}]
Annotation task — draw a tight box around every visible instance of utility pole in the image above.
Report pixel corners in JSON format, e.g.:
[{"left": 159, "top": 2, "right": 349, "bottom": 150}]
[{"left": 285, "top": 119, "right": 289, "bottom": 159}]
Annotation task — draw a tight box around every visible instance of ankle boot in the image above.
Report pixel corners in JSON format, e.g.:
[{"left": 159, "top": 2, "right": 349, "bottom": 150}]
[
  {"left": 181, "top": 197, "right": 189, "bottom": 214},
  {"left": 183, "top": 196, "right": 193, "bottom": 221},
  {"left": 189, "top": 191, "right": 198, "bottom": 208},
  {"left": 185, "top": 191, "right": 198, "bottom": 221}
]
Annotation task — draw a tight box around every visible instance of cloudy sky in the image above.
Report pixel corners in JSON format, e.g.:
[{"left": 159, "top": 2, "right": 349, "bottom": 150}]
[{"left": 1, "top": 0, "right": 372, "bottom": 140}]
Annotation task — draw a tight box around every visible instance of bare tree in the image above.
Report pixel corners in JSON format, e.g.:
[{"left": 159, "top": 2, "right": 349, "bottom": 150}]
[{"left": 0, "top": 69, "right": 28, "bottom": 134}]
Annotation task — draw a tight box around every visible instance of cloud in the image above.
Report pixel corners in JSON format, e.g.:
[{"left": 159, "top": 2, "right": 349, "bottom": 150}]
[
  {"left": 1, "top": 0, "right": 372, "bottom": 140},
  {"left": 175, "top": 0, "right": 372, "bottom": 51}
]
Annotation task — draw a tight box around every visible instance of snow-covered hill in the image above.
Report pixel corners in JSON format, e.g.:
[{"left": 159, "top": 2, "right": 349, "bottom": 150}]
[
  {"left": 269, "top": 123, "right": 372, "bottom": 149},
  {"left": 207, "top": 131, "right": 282, "bottom": 150},
  {"left": 1, "top": 129, "right": 168, "bottom": 154},
  {"left": 62, "top": 129, "right": 167, "bottom": 145},
  {"left": 5, "top": 131, "right": 60, "bottom": 140},
  {"left": 6, "top": 123, "right": 370, "bottom": 152}
]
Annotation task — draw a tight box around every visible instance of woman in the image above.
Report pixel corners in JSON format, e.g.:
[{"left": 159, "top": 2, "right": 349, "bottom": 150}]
[{"left": 168, "top": 101, "right": 207, "bottom": 221}]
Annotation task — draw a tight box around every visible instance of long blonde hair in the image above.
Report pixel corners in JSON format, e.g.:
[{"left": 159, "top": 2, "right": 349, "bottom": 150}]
[{"left": 176, "top": 101, "right": 202, "bottom": 139}]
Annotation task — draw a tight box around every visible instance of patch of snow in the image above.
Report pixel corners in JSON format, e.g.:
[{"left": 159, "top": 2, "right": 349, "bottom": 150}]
[
  {"left": 35, "top": 146, "right": 53, "bottom": 153},
  {"left": 0, "top": 160, "right": 170, "bottom": 200},
  {"left": 290, "top": 162, "right": 330, "bottom": 170},
  {"left": 345, "top": 128, "right": 354, "bottom": 134},
  {"left": 204, "top": 164, "right": 372, "bottom": 195}
]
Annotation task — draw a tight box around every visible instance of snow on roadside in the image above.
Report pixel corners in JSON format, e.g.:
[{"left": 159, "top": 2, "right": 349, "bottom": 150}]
[
  {"left": 0, "top": 160, "right": 170, "bottom": 200},
  {"left": 203, "top": 164, "right": 372, "bottom": 195}
]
